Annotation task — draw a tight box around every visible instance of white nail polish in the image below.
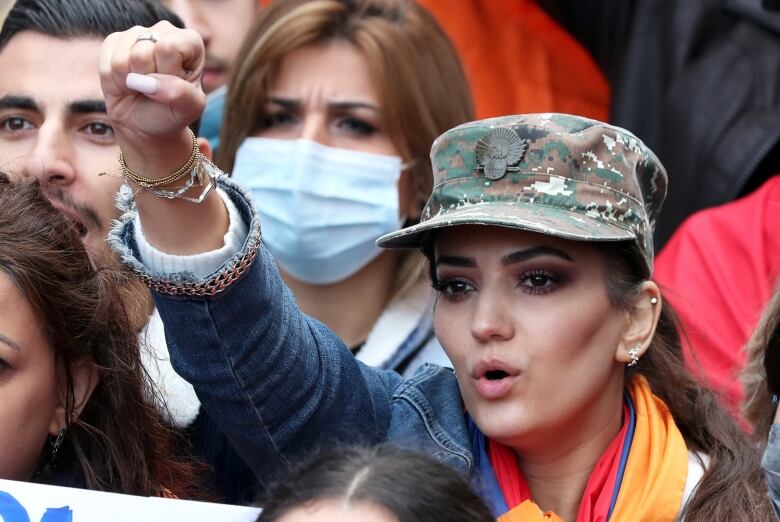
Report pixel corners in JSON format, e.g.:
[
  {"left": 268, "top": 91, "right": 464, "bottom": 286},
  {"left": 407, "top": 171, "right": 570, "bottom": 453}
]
[{"left": 126, "top": 73, "right": 159, "bottom": 95}]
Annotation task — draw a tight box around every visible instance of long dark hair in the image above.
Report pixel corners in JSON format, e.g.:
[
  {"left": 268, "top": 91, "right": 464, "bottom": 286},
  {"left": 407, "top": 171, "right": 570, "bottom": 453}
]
[
  {"left": 0, "top": 173, "right": 199, "bottom": 497},
  {"left": 604, "top": 243, "right": 771, "bottom": 521},
  {"left": 257, "top": 445, "right": 494, "bottom": 522}
]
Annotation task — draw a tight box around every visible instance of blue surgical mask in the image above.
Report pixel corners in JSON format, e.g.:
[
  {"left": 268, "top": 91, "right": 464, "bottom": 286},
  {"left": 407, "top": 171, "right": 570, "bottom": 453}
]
[{"left": 232, "top": 138, "right": 404, "bottom": 284}]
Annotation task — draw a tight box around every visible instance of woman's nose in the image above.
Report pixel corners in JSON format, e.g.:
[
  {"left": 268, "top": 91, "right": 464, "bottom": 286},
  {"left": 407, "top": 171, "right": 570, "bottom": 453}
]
[{"left": 470, "top": 290, "right": 515, "bottom": 343}]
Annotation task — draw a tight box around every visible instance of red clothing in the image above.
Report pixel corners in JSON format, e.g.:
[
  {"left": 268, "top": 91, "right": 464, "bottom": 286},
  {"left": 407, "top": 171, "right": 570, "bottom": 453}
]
[{"left": 654, "top": 175, "right": 780, "bottom": 414}]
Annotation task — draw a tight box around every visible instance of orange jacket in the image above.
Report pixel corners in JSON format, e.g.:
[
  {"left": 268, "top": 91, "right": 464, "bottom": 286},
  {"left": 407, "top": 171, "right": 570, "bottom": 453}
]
[{"left": 419, "top": 0, "right": 609, "bottom": 120}]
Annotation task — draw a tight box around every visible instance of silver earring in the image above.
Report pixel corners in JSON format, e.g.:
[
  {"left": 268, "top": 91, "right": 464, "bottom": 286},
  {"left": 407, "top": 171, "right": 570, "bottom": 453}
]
[
  {"left": 650, "top": 297, "right": 658, "bottom": 305},
  {"left": 627, "top": 345, "right": 641, "bottom": 367}
]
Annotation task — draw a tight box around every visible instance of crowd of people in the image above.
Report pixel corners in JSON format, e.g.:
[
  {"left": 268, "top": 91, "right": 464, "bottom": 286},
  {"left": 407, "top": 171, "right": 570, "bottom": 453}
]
[{"left": 0, "top": 0, "right": 779, "bottom": 520}]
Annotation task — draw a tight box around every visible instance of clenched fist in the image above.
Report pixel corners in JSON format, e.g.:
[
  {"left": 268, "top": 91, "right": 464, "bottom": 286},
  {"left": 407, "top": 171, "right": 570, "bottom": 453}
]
[
  {"left": 99, "top": 22, "right": 228, "bottom": 255},
  {"left": 99, "top": 21, "right": 206, "bottom": 147}
]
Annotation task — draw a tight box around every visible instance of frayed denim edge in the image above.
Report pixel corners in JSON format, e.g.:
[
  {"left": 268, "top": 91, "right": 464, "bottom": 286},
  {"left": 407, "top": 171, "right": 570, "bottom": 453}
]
[{"left": 107, "top": 178, "right": 262, "bottom": 286}]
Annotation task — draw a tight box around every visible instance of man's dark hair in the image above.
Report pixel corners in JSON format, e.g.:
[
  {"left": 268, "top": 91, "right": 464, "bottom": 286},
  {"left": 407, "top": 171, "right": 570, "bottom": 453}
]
[{"left": 0, "top": 0, "right": 184, "bottom": 50}]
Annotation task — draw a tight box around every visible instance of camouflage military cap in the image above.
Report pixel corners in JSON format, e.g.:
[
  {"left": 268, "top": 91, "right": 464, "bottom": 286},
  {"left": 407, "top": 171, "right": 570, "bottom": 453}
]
[{"left": 377, "top": 113, "right": 668, "bottom": 276}]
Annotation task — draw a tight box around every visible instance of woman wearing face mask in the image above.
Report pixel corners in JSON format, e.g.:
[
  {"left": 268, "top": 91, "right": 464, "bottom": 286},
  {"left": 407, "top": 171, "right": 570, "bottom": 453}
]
[
  {"left": 101, "top": 25, "right": 770, "bottom": 518},
  {"left": 201, "top": 0, "right": 472, "bottom": 371},
  {"left": 0, "top": 173, "right": 199, "bottom": 496}
]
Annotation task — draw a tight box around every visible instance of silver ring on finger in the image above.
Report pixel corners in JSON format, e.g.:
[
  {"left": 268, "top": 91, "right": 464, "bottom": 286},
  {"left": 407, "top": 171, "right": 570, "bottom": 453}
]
[{"left": 133, "top": 33, "right": 159, "bottom": 46}]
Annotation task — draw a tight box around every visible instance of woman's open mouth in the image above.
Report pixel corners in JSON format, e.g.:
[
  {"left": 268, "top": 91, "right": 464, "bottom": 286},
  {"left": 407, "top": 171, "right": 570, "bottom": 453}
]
[{"left": 472, "top": 361, "right": 520, "bottom": 400}]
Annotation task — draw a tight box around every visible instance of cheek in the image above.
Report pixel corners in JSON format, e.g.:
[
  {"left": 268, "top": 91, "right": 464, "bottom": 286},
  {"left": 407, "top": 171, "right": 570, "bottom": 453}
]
[
  {"left": 433, "top": 302, "right": 469, "bottom": 369},
  {"left": 0, "top": 140, "right": 34, "bottom": 175},
  {"left": 0, "top": 364, "right": 60, "bottom": 480},
  {"left": 523, "top": 293, "right": 622, "bottom": 386}
]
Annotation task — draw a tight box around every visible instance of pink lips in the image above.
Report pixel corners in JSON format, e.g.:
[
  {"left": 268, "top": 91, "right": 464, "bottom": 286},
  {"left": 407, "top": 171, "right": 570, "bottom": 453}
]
[{"left": 471, "top": 359, "right": 521, "bottom": 400}]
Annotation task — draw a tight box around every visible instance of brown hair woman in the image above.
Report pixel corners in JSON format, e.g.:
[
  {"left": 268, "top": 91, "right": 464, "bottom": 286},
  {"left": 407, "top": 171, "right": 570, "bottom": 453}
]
[
  {"left": 213, "top": 0, "right": 473, "bottom": 374},
  {"left": 0, "top": 173, "right": 199, "bottom": 496}
]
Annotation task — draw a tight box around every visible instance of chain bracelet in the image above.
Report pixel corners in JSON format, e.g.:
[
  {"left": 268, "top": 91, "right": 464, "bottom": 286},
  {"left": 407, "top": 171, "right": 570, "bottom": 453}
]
[{"left": 136, "top": 240, "right": 260, "bottom": 297}]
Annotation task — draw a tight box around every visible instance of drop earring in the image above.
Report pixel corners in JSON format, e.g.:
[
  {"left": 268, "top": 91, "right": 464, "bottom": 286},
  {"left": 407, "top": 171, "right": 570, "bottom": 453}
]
[{"left": 627, "top": 345, "right": 641, "bottom": 367}]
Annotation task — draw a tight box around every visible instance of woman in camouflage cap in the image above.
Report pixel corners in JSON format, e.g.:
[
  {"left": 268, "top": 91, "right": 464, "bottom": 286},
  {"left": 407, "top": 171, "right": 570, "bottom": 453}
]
[
  {"left": 100, "top": 28, "right": 769, "bottom": 518},
  {"left": 372, "top": 114, "right": 770, "bottom": 521}
]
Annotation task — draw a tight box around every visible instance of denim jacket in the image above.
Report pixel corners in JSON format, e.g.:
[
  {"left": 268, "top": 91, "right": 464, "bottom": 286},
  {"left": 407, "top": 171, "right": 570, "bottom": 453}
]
[
  {"left": 109, "top": 179, "right": 475, "bottom": 491},
  {"left": 762, "top": 425, "right": 780, "bottom": 520}
]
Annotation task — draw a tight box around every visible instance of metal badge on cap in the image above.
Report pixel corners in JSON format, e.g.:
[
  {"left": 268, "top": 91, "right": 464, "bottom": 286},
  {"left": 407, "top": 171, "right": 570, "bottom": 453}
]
[{"left": 475, "top": 127, "right": 528, "bottom": 180}]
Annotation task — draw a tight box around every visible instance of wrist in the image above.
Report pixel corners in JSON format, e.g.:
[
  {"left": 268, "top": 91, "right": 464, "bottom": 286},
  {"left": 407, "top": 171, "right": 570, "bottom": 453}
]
[{"left": 117, "top": 128, "right": 195, "bottom": 182}]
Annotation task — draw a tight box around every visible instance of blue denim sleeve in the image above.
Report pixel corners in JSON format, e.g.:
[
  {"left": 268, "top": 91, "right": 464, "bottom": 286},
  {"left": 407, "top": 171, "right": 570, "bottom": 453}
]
[
  {"left": 762, "top": 424, "right": 780, "bottom": 520},
  {"left": 109, "top": 180, "right": 400, "bottom": 485}
]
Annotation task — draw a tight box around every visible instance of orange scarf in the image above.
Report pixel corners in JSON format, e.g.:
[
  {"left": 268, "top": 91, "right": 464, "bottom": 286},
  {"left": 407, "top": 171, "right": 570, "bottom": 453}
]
[{"left": 495, "top": 376, "right": 689, "bottom": 522}]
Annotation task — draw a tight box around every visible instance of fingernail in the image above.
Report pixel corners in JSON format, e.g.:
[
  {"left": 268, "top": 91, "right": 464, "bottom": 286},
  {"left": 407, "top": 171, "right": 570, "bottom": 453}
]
[{"left": 126, "top": 73, "right": 159, "bottom": 95}]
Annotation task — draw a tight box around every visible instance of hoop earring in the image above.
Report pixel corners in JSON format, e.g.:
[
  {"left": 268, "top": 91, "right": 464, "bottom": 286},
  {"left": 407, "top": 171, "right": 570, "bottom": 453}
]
[{"left": 627, "top": 345, "right": 641, "bottom": 367}]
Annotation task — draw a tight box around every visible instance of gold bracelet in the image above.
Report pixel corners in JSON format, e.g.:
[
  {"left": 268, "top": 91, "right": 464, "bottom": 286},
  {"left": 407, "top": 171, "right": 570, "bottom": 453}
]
[{"left": 119, "top": 129, "right": 199, "bottom": 189}]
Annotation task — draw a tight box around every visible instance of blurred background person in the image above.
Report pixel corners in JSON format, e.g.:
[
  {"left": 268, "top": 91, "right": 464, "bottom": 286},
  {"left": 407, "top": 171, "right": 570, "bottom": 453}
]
[
  {"left": 161, "top": 0, "right": 262, "bottom": 150},
  {"left": 256, "top": 446, "right": 493, "bottom": 522},
  {"left": 161, "top": 0, "right": 260, "bottom": 95},
  {"left": 0, "top": 0, "right": 232, "bottom": 501},
  {"left": 0, "top": 0, "right": 204, "bottom": 430},
  {"left": 0, "top": 173, "right": 199, "bottom": 497},
  {"left": 214, "top": 0, "right": 473, "bottom": 374}
]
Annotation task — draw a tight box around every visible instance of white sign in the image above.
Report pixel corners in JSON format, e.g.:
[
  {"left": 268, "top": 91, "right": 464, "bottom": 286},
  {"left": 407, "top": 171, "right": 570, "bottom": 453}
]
[{"left": 0, "top": 479, "right": 261, "bottom": 522}]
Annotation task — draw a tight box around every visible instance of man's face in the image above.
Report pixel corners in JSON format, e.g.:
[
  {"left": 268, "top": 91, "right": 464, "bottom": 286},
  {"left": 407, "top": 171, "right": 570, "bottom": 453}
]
[
  {"left": 163, "top": 0, "right": 260, "bottom": 93},
  {"left": 0, "top": 32, "right": 121, "bottom": 257}
]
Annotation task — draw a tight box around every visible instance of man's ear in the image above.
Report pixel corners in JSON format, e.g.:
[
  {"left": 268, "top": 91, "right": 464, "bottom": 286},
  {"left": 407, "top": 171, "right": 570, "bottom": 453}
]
[
  {"left": 197, "top": 137, "right": 213, "bottom": 161},
  {"left": 48, "top": 362, "right": 100, "bottom": 436},
  {"left": 614, "top": 281, "right": 662, "bottom": 364}
]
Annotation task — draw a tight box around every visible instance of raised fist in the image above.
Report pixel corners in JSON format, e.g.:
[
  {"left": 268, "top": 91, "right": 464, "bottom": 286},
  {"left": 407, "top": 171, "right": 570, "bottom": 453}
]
[{"left": 99, "top": 21, "right": 206, "bottom": 143}]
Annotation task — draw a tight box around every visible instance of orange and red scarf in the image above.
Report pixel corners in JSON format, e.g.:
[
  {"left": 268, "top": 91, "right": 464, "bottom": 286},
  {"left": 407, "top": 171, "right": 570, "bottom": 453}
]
[{"left": 475, "top": 376, "right": 689, "bottom": 522}]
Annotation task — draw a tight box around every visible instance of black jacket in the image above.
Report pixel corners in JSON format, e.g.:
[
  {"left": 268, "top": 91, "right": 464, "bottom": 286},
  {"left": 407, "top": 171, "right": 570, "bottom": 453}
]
[{"left": 540, "top": 0, "right": 780, "bottom": 247}]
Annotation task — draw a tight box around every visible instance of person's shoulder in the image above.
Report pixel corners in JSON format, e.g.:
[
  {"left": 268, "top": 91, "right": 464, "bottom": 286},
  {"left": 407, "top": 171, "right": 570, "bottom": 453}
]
[{"left": 391, "top": 364, "right": 462, "bottom": 411}]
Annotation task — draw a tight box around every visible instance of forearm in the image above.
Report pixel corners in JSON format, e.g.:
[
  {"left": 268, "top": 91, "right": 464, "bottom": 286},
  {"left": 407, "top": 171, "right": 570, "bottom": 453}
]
[{"left": 111, "top": 180, "right": 394, "bottom": 483}]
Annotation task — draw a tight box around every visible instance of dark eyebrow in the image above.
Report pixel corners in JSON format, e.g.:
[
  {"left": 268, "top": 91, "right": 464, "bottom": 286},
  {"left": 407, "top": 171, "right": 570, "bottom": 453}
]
[
  {"left": 435, "top": 255, "right": 476, "bottom": 268},
  {"left": 68, "top": 99, "right": 106, "bottom": 115},
  {"left": 0, "top": 332, "right": 20, "bottom": 352},
  {"left": 266, "top": 97, "right": 379, "bottom": 112},
  {"left": 267, "top": 97, "right": 299, "bottom": 109},
  {"left": 327, "top": 101, "right": 379, "bottom": 112},
  {"left": 502, "top": 246, "right": 574, "bottom": 265},
  {"left": 0, "top": 95, "right": 39, "bottom": 112}
]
